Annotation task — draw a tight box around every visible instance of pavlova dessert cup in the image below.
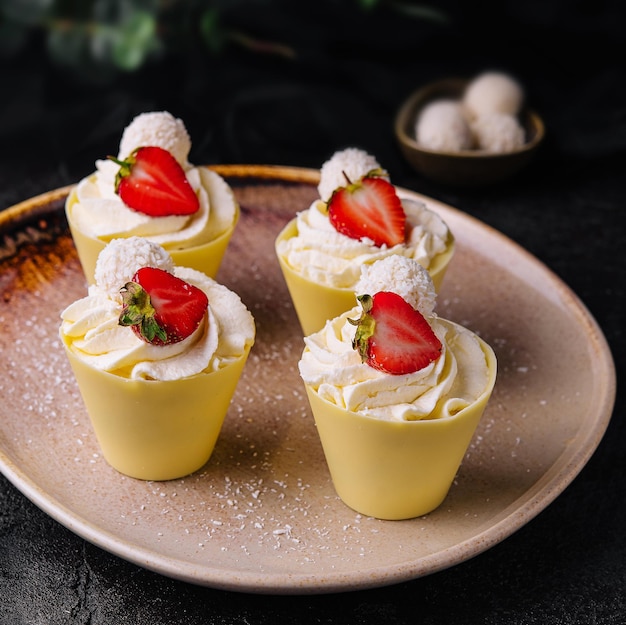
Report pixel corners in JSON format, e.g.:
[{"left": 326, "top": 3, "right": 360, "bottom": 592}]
[
  {"left": 275, "top": 148, "right": 454, "bottom": 335},
  {"left": 299, "top": 256, "right": 496, "bottom": 520},
  {"left": 66, "top": 111, "right": 239, "bottom": 284},
  {"left": 60, "top": 237, "right": 255, "bottom": 481}
]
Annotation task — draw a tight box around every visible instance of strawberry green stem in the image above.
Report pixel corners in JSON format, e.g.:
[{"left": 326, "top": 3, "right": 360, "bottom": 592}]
[
  {"left": 119, "top": 281, "right": 167, "bottom": 343},
  {"left": 107, "top": 151, "right": 137, "bottom": 192},
  {"left": 348, "top": 294, "right": 376, "bottom": 363}
]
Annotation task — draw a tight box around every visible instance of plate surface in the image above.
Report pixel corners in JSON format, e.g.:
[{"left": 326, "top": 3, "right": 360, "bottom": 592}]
[{"left": 0, "top": 165, "right": 615, "bottom": 594}]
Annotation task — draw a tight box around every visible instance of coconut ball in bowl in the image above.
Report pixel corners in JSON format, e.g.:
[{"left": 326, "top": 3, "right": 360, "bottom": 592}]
[
  {"left": 415, "top": 99, "right": 474, "bottom": 152},
  {"left": 394, "top": 72, "right": 544, "bottom": 186},
  {"left": 463, "top": 71, "right": 525, "bottom": 118}
]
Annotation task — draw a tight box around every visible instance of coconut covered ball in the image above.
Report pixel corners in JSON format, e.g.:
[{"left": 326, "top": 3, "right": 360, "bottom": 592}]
[
  {"left": 463, "top": 71, "right": 524, "bottom": 118},
  {"left": 356, "top": 256, "right": 437, "bottom": 318},
  {"left": 318, "top": 148, "right": 388, "bottom": 203},
  {"left": 415, "top": 99, "right": 474, "bottom": 152},
  {"left": 117, "top": 111, "right": 192, "bottom": 167},
  {"left": 94, "top": 237, "right": 175, "bottom": 302},
  {"left": 471, "top": 112, "right": 525, "bottom": 153}
]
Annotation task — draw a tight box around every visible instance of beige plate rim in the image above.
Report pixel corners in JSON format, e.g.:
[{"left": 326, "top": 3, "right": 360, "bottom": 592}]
[{"left": 0, "top": 165, "right": 617, "bottom": 594}]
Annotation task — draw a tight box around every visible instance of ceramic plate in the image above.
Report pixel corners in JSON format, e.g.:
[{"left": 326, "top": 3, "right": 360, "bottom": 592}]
[{"left": 0, "top": 165, "right": 615, "bottom": 594}]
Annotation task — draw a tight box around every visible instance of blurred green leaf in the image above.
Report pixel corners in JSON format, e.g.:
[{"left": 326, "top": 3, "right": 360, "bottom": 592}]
[
  {"left": 46, "top": 22, "right": 89, "bottom": 68},
  {"left": 357, "top": 0, "right": 379, "bottom": 10},
  {"left": 390, "top": 1, "right": 448, "bottom": 22},
  {"left": 199, "top": 7, "right": 224, "bottom": 54},
  {"left": 2, "top": 0, "right": 447, "bottom": 83},
  {"left": 111, "top": 10, "right": 160, "bottom": 71},
  {"left": 45, "top": 19, "right": 114, "bottom": 84},
  {"left": 0, "top": 0, "right": 54, "bottom": 26}
]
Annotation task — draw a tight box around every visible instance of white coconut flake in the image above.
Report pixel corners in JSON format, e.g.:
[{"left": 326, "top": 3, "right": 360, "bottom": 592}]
[
  {"left": 317, "top": 148, "right": 388, "bottom": 202},
  {"left": 93, "top": 236, "right": 174, "bottom": 301},
  {"left": 356, "top": 256, "right": 437, "bottom": 316},
  {"left": 117, "top": 111, "right": 192, "bottom": 166}
]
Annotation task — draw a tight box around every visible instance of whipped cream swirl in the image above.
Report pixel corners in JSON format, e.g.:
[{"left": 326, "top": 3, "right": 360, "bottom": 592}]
[
  {"left": 71, "top": 165, "right": 236, "bottom": 249},
  {"left": 61, "top": 265, "right": 255, "bottom": 381},
  {"left": 277, "top": 197, "right": 450, "bottom": 289},
  {"left": 299, "top": 311, "right": 491, "bottom": 422}
]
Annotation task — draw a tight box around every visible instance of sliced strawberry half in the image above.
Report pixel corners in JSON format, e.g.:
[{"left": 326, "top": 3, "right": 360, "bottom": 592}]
[
  {"left": 349, "top": 291, "right": 442, "bottom": 375},
  {"left": 327, "top": 174, "right": 406, "bottom": 248},
  {"left": 109, "top": 146, "right": 199, "bottom": 217},
  {"left": 119, "top": 267, "right": 208, "bottom": 345}
]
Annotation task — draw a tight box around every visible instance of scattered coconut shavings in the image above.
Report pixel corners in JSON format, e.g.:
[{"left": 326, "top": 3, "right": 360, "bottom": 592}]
[{"left": 1, "top": 254, "right": 567, "bottom": 572}]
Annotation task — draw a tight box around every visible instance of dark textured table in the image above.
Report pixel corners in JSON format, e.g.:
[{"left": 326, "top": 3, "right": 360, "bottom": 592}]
[{"left": 1, "top": 3, "right": 624, "bottom": 623}]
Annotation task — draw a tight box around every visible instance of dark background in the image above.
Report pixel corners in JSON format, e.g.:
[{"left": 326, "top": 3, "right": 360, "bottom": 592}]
[{"left": 1, "top": 1, "right": 624, "bottom": 623}]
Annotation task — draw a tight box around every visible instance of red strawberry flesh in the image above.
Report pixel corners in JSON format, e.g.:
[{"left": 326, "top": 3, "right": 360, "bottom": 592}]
[
  {"left": 119, "top": 267, "right": 208, "bottom": 345},
  {"left": 328, "top": 175, "right": 406, "bottom": 248},
  {"left": 350, "top": 291, "right": 442, "bottom": 375},
  {"left": 110, "top": 146, "right": 199, "bottom": 217}
]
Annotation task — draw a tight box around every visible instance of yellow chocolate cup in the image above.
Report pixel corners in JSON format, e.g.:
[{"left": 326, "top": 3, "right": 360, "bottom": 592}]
[
  {"left": 61, "top": 333, "right": 251, "bottom": 481},
  {"left": 303, "top": 330, "right": 496, "bottom": 520},
  {"left": 275, "top": 218, "right": 454, "bottom": 336},
  {"left": 65, "top": 187, "right": 239, "bottom": 284}
]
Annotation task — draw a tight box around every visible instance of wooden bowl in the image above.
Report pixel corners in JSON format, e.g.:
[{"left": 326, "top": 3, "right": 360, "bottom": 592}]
[{"left": 394, "top": 78, "right": 545, "bottom": 186}]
